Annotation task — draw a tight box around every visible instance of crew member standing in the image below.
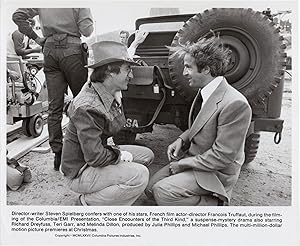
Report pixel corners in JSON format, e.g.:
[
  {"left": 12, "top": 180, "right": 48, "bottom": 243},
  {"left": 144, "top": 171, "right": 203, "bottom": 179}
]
[{"left": 13, "top": 8, "right": 94, "bottom": 171}]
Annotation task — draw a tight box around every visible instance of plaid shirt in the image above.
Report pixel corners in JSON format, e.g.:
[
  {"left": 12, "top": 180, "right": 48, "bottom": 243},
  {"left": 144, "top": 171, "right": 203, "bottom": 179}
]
[{"left": 61, "top": 82, "right": 126, "bottom": 179}]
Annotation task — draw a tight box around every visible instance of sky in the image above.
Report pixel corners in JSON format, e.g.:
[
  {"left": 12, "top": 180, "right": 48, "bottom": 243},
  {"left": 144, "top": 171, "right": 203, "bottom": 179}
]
[{"left": 3, "top": 1, "right": 294, "bottom": 38}]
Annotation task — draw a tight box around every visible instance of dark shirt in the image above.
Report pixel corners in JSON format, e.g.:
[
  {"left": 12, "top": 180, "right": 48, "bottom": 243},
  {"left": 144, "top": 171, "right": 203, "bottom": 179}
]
[
  {"left": 61, "top": 82, "right": 126, "bottom": 179},
  {"left": 12, "top": 8, "right": 93, "bottom": 40},
  {"left": 7, "top": 30, "right": 29, "bottom": 57}
]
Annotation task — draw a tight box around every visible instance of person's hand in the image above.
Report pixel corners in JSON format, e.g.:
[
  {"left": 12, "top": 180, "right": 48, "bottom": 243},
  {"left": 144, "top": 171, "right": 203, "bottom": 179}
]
[
  {"left": 167, "top": 138, "right": 183, "bottom": 161},
  {"left": 34, "top": 37, "right": 46, "bottom": 46},
  {"left": 169, "top": 161, "right": 185, "bottom": 175},
  {"left": 8, "top": 70, "right": 20, "bottom": 81},
  {"left": 120, "top": 151, "right": 133, "bottom": 162},
  {"left": 134, "top": 30, "right": 149, "bottom": 45},
  {"left": 127, "top": 30, "right": 149, "bottom": 58}
]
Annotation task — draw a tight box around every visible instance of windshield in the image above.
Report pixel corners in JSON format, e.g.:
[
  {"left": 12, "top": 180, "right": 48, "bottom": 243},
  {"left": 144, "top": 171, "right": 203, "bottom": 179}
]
[{"left": 138, "top": 22, "right": 184, "bottom": 32}]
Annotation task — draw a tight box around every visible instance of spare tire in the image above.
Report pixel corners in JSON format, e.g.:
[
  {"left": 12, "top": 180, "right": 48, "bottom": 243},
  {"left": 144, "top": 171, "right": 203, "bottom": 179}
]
[{"left": 168, "top": 8, "right": 286, "bottom": 104}]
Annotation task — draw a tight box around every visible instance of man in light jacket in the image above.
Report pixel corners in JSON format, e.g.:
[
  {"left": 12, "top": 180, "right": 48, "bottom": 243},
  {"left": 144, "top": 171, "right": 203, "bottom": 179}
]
[{"left": 146, "top": 33, "right": 252, "bottom": 206}]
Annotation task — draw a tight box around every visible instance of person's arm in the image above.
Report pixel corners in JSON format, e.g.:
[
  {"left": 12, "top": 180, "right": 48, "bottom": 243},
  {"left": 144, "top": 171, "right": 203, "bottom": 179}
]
[
  {"left": 127, "top": 30, "right": 149, "bottom": 58},
  {"left": 178, "top": 129, "right": 190, "bottom": 145},
  {"left": 12, "top": 31, "right": 41, "bottom": 56},
  {"left": 177, "top": 100, "right": 252, "bottom": 172},
  {"left": 12, "top": 8, "right": 39, "bottom": 40},
  {"left": 7, "top": 69, "right": 20, "bottom": 81},
  {"left": 76, "top": 8, "right": 94, "bottom": 37},
  {"left": 72, "top": 106, "right": 120, "bottom": 167}
]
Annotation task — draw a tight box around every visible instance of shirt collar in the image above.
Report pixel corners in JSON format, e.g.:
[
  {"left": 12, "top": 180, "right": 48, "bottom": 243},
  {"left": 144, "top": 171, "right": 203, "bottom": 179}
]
[
  {"left": 201, "top": 76, "right": 223, "bottom": 106},
  {"left": 91, "top": 82, "right": 116, "bottom": 111}
]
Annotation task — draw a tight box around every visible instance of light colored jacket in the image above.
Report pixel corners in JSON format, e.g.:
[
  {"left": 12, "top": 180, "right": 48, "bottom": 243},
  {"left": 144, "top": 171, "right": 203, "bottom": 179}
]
[{"left": 178, "top": 78, "right": 252, "bottom": 203}]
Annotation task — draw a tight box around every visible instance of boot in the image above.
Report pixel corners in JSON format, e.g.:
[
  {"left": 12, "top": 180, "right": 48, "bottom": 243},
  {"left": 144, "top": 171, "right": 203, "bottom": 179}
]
[{"left": 54, "top": 151, "right": 62, "bottom": 171}]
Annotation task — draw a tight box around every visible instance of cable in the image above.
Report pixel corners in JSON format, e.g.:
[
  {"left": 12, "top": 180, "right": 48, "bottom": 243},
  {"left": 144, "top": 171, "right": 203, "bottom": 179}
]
[{"left": 284, "top": 70, "right": 292, "bottom": 78}]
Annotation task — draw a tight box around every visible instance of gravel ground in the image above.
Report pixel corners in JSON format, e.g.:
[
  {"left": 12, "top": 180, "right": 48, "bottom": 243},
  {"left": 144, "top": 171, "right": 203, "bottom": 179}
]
[{"left": 6, "top": 76, "right": 292, "bottom": 206}]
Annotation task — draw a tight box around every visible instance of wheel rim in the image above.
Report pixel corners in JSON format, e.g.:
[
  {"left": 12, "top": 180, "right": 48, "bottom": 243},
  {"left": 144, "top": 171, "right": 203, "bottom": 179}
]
[
  {"left": 34, "top": 117, "right": 43, "bottom": 135},
  {"left": 212, "top": 27, "right": 261, "bottom": 89},
  {"left": 168, "top": 26, "right": 261, "bottom": 101}
]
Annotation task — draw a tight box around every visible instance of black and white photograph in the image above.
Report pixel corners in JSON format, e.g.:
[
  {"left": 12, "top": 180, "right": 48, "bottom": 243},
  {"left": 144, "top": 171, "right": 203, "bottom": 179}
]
[{"left": 0, "top": 1, "right": 298, "bottom": 245}]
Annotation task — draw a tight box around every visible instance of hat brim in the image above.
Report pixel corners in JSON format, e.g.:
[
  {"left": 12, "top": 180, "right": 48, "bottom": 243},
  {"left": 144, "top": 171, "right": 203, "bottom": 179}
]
[{"left": 86, "top": 58, "right": 140, "bottom": 69}]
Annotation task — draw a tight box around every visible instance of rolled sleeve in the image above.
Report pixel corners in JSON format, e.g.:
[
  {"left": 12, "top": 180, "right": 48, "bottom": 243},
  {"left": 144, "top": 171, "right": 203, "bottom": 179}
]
[
  {"left": 12, "top": 8, "right": 39, "bottom": 40},
  {"left": 76, "top": 8, "right": 94, "bottom": 37},
  {"left": 72, "top": 106, "right": 120, "bottom": 167}
]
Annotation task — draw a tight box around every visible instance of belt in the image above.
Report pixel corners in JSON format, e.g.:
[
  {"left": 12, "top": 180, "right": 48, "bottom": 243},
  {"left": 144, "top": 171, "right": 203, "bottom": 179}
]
[{"left": 45, "top": 35, "right": 81, "bottom": 44}]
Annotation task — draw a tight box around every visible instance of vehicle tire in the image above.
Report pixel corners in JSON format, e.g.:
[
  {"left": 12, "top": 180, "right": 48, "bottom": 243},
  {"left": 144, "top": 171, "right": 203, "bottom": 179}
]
[
  {"left": 28, "top": 114, "right": 44, "bottom": 137},
  {"left": 113, "top": 130, "right": 137, "bottom": 145},
  {"left": 22, "top": 118, "right": 32, "bottom": 137},
  {"left": 244, "top": 132, "right": 260, "bottom": 164},
  {"left": 168, "top": 8, "right": 287, "bottom": 104}
]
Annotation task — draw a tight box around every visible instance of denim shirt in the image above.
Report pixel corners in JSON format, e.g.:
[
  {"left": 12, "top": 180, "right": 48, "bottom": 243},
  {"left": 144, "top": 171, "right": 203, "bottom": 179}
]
[
  {"left": 13, "top": 8, "right": 93, "bottom": 40},
  {"left": 61, "top": 82, "right": 126, "bottom": 179}
]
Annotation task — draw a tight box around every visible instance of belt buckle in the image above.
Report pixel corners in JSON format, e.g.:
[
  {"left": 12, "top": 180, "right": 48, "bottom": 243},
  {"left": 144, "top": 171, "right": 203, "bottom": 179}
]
[{"left": 53, "top": 33, "right": 68, "bottom": 49}]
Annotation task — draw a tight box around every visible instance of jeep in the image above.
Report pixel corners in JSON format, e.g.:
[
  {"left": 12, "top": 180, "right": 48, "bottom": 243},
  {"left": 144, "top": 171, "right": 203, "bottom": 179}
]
[{"left": 114, "top": 8, "right": 287, "bottom": 164}]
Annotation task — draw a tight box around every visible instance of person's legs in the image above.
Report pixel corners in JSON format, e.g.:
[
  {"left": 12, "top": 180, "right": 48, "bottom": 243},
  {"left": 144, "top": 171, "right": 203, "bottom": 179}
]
[
  {"left": 152, "top": 170, "right": 211, "bottom": 206},
  {"left": 69, "top": 162, "right": 149, "bottom": 205},
  {"left": 43, "top": 52, "right": 68, "bottom": 155},
  {"left": 61, "top": 53, "right": 88, "bottom": 97},
  {"left": 44, "top": 48, "right": 86, "bottom": 170},
  {"left": 119, "top": 145, "right": 154, "bottom": 166},
  {"left": 145, "top": 164, "right": 170, "bottom": 199}
]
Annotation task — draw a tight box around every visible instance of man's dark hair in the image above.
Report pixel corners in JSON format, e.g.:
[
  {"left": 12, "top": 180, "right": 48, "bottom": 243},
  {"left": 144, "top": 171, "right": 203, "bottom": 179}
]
[
  {"left": 119, "top": 30, "right": 129, "bottom": 38},
  {"left": 169, "top": 32, "right": 231, "bottom": 77},
  {"left": 90, "top": 61, "right": 125, "bottom": 82}
]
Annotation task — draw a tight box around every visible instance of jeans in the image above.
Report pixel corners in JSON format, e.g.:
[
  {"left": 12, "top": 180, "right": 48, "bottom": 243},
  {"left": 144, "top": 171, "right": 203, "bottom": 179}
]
[
  {"left": 146, "top": 164, "right": 211, "bottom": 206},
  {"left": 68, "top": 145, "right": 154, "bottom": 205},
  {"left": 43, "top": 43, "right": 87, "bottom": 153}
]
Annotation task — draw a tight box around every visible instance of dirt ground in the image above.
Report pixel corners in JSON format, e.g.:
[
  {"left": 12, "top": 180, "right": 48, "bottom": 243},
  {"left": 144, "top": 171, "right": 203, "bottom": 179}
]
[{"left": 6, "top": 75, "right": 292, "bottom": 206}]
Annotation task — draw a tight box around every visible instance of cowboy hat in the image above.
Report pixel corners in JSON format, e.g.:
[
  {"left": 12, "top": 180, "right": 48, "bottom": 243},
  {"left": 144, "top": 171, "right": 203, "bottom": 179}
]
[{"left": 87, "top": 41, "right": 139, "bottom": 69}]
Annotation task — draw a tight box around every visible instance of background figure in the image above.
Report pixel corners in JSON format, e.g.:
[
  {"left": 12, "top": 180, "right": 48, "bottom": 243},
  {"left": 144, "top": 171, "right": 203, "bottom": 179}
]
[
  {"left": 119, "top": 30, "right": 129, "bottom": 46},
  {"left": 13, "top": 8, "right": 94, "bottom": 171},
  {"left": 7, "top": 18, "right": 41, "bottom": 82},
  {"left": 61, "top": 41, "right": 154, "bottom": 205},
  {"left": 7, "top": 18, "right": 41, "bottom": 58},
  {"left": 115, "top": 30, "right": 149, "bottom": 104},
  {"left": 146, "top": 34, "right": 252, "bottom": 206}
]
